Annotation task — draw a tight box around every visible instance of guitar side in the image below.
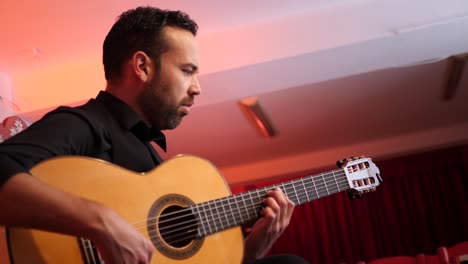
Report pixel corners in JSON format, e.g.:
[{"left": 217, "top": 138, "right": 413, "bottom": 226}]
[{"left": 7, "top": 155, "right": 244, "bottom": 264}]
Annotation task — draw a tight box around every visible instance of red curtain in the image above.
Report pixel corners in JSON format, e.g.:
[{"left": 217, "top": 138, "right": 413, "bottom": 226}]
[{"left": 236, "top": 145, "right": 468, "bottom": 264}]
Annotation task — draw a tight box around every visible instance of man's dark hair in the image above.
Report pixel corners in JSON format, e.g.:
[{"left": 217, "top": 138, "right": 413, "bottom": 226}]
[{"left": 103, "top": 6, "right": 198, "bottom": 81}]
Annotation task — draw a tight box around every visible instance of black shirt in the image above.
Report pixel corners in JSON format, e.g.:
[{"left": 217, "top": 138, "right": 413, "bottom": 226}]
[{"left": 0, "top": 91, "right": 166, "bottom": 186}]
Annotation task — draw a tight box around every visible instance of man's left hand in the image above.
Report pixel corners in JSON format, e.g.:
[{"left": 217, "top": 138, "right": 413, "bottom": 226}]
[{"left": 243, "top": 187, "right": 295, "bottom": 263}]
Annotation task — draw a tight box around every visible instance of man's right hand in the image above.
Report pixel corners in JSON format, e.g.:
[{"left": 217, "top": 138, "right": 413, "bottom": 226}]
[{"left": 91, "top": 207, "right": 155, "bottom": 264}]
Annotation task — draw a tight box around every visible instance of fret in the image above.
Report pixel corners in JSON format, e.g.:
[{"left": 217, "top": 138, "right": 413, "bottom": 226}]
[
  {"left": 302, "top": 177, "right": 312, "bottom": 201},
  {"left": 216, "top": 200, "right": 224, "bottom": 230},
  {"left": 202, "top": 203, "right": 213, "bottom": 234},
  {"left": 323, "top": 174, "right": 335, "bottom": 193},
  {"left": 321, "top": 173, "right": 329, "bottom": 196},
  {"left": 279, "top": 182, "right": 291, "bottom": 204},
  {"left": 235, "top": 195, "right": 245, "bottom": 223},
  {"left": 78, "top": 238, "right": 103, "bottom": 264},
  {"left": 201, "top": 202, "right": 213, "bottom": 235},
  {"left": 225, "top": 196, "right": 237, "bottom": 227},
  {"left": 328, "top": 170, "right": 341, "bottom": 194},
  {"left": 298, "top": 180, "right": 306, "bottom": 203},
  {"left": 220, "top": 197, "right": 231, "bottom": 229},
  {"left": 214, "top": 199, "right": 224, "bottom": 232},
  {"left": 192, "top": 205, "right": 207, "bottom": 237},
  {"left": 332, "top": 170, "right": 340, "bottom": 193},
  {"left": 227, "top": 195, "right": 240, "bottom": 226},
  {"left": 255, "top": 187, "right": 268, "bottom": 215},
  {"left": 246, "top": 191, "right": 257, "bottom": 220},
  {"left": 263, "top": 186, "right": 269, "bottom": 199},
  {"left": 207, "top": 201, "right": 218, "bottom": 234},
  {"left": 229, "top": 196, "right": 241, "bottom": 225},
  {"left": 241, "top": 193, "right": 250, "bottom": 220},
  {"left": 281, "top": 182, "right": 290, "bottom": 201},
  {"left": 253, "top": 190, "right": 264, "bottom": 216},
  {"left": 79, "top": 238, "right": 92, "bottom": 264},
  {"left": 338, "top": 169, "right": 348, "bottom": 189},
  {"left": 300, "top": 178, "right": 310, "bottom": 202},
  {"left": 208, "top": 200, "right": 220, "bottom": 233},
  {"left": 279, "top": 182, "right": 285, "bottom": 193},
  {"left": 255, "top": 188, "right": 264, "bottom": 212},
  {"left": 290, "top": 181, "right": 300, "bottom": 204},
  {"left": 207, "top": 200, "right": 215, "bottom": 233},
  {"left": 311, "top": 176, "right": 320, "bottom": 199}
]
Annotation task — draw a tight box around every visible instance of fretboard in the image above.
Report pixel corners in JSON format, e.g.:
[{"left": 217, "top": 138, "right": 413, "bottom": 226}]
[{"left": 191, "top": 168, "right": 349, "bottom": 237}]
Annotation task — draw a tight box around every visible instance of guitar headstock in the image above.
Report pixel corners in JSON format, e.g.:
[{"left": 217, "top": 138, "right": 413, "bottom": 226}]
[{"left": 337, "top": 156, "right": 382, "bottom": 199}]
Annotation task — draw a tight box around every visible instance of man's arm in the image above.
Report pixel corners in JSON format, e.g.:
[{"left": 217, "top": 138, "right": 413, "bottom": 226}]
[
  {"left": 0, "top": 111, "right": 154, "bottom": 263},
  {"left": 0, "top": 172, "right": 154, "bottom": 264},
  {"left": 242, "top": 188, "right": 295, "bottom": 263}
]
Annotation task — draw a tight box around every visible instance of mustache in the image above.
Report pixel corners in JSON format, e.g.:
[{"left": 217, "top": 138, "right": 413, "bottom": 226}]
[{"left": 181, "top": 96, "right": 195, "bottom": 107}]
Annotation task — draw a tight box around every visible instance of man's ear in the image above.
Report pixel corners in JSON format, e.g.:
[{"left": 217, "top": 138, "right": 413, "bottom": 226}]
[{"left": 132, "top": 51, "right": 155, "bottom": 83}]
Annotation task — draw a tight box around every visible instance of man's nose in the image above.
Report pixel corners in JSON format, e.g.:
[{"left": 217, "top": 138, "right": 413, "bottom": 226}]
[{"left": 188, "top": 76, "right": 201, "bottom": 96}]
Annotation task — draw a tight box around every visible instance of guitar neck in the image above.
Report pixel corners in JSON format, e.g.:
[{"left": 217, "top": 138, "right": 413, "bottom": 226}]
[{"left": 191, "top": 168, "right": 349, "bottom": 237}]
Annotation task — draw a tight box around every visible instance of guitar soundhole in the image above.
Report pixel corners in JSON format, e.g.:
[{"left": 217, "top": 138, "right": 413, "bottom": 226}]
[
  {"left": 159, "top": 205, "right": 197, "bottom": 247},
  {"left": 147, "top": 194, "right": 204, "bottom": 260}
]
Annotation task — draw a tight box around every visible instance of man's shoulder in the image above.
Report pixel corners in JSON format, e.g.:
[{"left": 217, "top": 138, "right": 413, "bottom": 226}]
[{"left": 44, "top": 99, "right": 111, "bottom": 125}]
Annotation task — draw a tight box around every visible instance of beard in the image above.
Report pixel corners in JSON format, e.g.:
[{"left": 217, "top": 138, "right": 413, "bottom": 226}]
[{"left": 137, "top": 82, "right": 182, "bottom": 130}]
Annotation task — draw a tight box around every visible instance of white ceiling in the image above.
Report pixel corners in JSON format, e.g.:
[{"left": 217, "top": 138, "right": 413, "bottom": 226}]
[{"left": 1, "top": 0, "right": 468, "bottom": 184}]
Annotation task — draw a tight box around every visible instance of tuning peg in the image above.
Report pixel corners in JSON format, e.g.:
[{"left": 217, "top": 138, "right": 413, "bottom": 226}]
[
  {"left": 347, "top": 187, "right": 377, "bottom": 200},
  {"left": 347, "top": 189, "right": 362, "bottom": 199},
  {"left": 337, "top": 156, "right": 368, "bottom": 167},
  {"left": 336, "top": 158, "right": 349, "bottom": 168}
]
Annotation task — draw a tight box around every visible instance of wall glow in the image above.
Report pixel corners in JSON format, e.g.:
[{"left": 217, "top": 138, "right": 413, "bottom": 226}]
[
  {"left": 13, "top": 57, "right": 105, "bottom": 114},
  {"left": 0, "top": 73, "right": 15, "bottom": 121}
]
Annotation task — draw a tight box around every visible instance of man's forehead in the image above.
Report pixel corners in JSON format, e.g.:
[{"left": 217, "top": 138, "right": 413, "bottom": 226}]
[
  {"left": 162, "top": 26, "right": 197, "bottom": 47},
  {"left": 162, "top": 27, "right": 199, "bottom": 64}
]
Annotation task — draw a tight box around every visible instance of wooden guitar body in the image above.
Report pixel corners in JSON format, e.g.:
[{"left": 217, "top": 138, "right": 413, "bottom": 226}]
[{"left": 7, "top": 155, "right": 244, "bottom": 264}]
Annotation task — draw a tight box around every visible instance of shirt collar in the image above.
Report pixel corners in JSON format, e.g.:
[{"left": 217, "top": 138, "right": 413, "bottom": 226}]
[{"left": 95, "top": 91, "right": 167, "bottom": 151}]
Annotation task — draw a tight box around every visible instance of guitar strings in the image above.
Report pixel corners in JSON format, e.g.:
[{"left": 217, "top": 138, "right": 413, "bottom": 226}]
[
  {"left": 149, "top": 176, "right": 350, "bottom": 236},
  {"left": 80, "top": 171, "right": 352, "bottom": 251},
  {"left": 81, "top": 180, "right": 352, "bottom": 251},
  {"left": 82, "top": 177, "right": 351, "bottom": 251},
  {"left": 151, "top": 181, "right": 353, "bottom": 247},
  {"left": 81, "top": 177, "right": 347, "bottom": 252},
  {"left": 130, "top": 169, "right": 347, "bottom": 229},
  {"left": 130, "top": 170, "right": 349, "bottom": 236},
  {"left": 147, "top": 177, "right": 351, "bottom": 239}
]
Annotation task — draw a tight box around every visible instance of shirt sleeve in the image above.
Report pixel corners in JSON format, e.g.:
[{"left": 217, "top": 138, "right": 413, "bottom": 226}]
[{"left": 0, "top": 108, "right": 107, "bottom": 186}]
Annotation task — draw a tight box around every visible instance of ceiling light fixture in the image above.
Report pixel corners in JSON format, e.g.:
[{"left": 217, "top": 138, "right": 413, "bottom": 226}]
[
  {"left": 442, "top": 53, "right": 467, "bottom": 101},
  {"left": 238, "top": 96, "right": 278, "bottom": 138}
]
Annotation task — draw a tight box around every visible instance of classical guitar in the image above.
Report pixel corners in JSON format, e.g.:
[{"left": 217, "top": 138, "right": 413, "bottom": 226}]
[{"left": 7, "top": 155, "right": 381, "bottom": 263}]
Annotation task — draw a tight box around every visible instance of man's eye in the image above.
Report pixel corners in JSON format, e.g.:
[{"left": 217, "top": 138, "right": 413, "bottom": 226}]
[{"left": 182, "top": 69, "right": 192, "bottom": 76}]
